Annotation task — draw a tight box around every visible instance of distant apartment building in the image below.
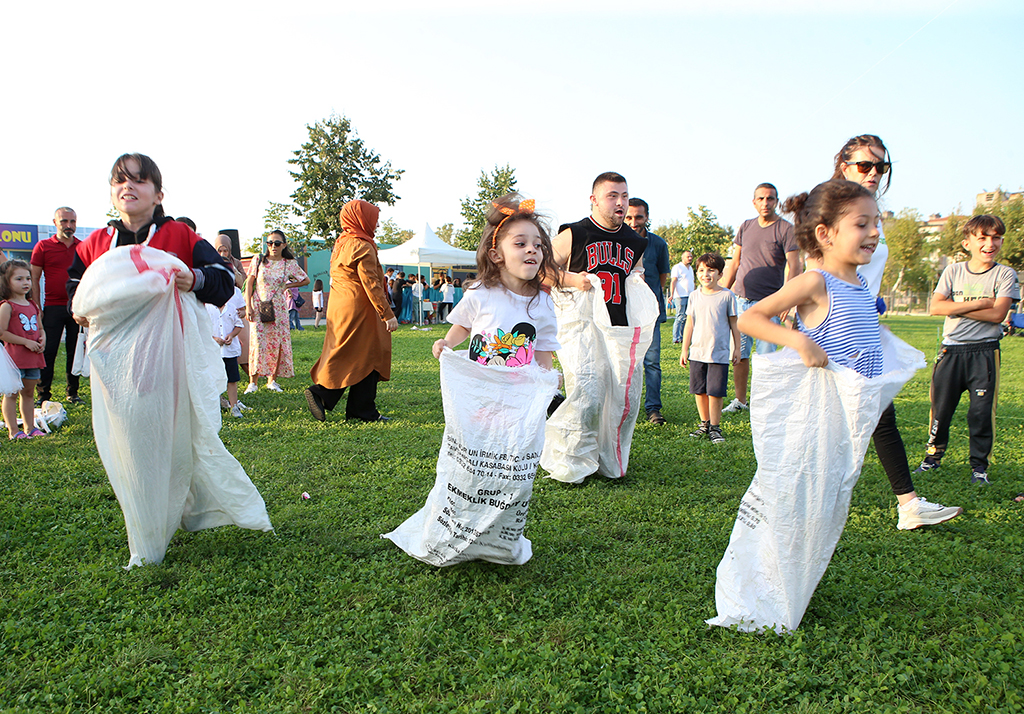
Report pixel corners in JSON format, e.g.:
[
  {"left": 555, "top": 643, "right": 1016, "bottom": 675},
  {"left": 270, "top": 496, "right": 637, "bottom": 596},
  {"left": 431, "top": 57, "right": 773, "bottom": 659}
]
[{"left": 977, "top": 189, "right": 1023, "bottom": 208}]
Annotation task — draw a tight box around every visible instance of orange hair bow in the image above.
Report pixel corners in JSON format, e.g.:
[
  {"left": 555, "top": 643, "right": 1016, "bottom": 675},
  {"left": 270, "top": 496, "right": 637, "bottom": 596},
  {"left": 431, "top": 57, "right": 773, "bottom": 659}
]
[{"left": 492, "top": 198, "right": 536, "bottom": 249}]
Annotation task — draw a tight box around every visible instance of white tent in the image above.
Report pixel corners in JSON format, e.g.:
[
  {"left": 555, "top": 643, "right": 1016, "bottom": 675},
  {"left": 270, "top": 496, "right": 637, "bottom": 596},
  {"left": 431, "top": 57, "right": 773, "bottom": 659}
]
[
  {"left": 377, "top": 223, "right": 476, "bottom": 266},
  {"left": 377, "top": 224, "right": 476, "bottom": 325}
]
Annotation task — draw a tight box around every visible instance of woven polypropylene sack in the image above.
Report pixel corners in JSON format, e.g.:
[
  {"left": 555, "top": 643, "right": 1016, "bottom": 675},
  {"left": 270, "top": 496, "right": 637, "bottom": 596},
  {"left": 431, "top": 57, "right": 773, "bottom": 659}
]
[
  {"left": 0, "top": 347, "right": 22, "bottom": 395},
  {"left": 541, "top": 273, "right": 658, "bottom": 483},
  {"left": 707, "top": 331, "right": 924, "bottom": 632},
  {"left": 382, "top": 349, "right": 559, "bottom": 566},
  {"left": 73, "top": 245, "right": 272, "bottom": 569}
]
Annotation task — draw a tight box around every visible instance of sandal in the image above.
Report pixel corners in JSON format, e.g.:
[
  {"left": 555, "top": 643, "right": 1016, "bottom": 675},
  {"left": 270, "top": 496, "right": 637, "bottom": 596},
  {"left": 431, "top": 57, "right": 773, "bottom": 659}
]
[
  {"left": 9, "top": 431, "right": 29, "bottom": 440},
  {"left": 27, "top": 428, "right": 47, "bottom": 438},
  {"left": 1015, "top": 493, "right": 1024, "bottom": 503}
]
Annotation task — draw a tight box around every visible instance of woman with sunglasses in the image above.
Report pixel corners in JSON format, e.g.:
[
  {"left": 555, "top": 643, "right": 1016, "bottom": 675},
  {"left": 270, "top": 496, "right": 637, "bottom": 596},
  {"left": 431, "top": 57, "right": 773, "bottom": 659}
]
[
  {"left": 244, "top": 230, "right": 309, "bottom": 393},
  {"left": 829, "top": 134, "right": 960, "bottom": 530}
]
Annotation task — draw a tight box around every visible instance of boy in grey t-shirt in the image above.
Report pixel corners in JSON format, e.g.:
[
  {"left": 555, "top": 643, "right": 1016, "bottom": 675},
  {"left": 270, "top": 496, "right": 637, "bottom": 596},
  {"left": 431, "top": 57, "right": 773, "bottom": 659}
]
[
  {"left": 681, "top": 253, "right": 740, "bottom": 444},
  {"left": 915, "top": 215, "right": 1020, "bottom": 484}
]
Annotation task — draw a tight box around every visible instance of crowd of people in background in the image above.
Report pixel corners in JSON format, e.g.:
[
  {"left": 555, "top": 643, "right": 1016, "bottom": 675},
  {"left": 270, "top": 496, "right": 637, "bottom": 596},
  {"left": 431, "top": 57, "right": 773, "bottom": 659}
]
[{"left": 3, "top": 135, "right": 1023, "bottom": 574}]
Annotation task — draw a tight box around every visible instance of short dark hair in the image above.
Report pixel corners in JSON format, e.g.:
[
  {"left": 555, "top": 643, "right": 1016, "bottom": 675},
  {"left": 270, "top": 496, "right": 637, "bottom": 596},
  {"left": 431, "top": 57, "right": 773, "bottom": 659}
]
[
  {"left": 754, "top": 183, "right": 778, "bottom": 197},
  {"left": 628, "top": 197, "right": 649, "bottom": 215},
  {"left": 593, "top": 172, "right": 627, "bottom": 193},
  {"left": 963, "top": 214, "right": 1006, "bottom": 238},
  {"left": 695, "top": 252, "right": 725, "bottom": 273},
  {"left": 176, "top": 216, "right": 196, "bottom": 231}
]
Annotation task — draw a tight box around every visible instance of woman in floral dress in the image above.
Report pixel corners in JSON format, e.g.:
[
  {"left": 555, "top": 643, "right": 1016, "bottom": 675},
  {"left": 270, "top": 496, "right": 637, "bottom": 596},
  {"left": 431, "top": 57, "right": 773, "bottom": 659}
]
[{"left": 244, "top": 230, "right": 309, "bottom": 392}]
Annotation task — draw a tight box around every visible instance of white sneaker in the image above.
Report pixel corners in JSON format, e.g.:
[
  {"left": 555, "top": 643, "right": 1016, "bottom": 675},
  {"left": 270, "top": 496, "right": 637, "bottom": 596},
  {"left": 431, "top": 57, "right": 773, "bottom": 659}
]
[
  {"left": 266, "top": 381, "right": 284, "bottom": 393},
  {"left": 230, "top": 403, "right": 243, "bottom": 418},
  {"left": 243, "top": 383, "right": 258, "bottom": 394},
  {"left": 236, "top": 400, "right": 252, "bottom": 411},
  {"left": 722, "top": 398, "right": 749, "bottom": 413},
  {"left": 897, "top": 496, "right": 963, "bottom": 531}
]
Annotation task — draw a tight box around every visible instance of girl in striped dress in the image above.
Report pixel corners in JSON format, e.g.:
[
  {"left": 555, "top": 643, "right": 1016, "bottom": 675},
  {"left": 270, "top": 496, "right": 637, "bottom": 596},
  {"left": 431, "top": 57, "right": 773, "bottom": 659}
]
[{"left": 737, "top": 179, "right": 960, "bottom": 530}]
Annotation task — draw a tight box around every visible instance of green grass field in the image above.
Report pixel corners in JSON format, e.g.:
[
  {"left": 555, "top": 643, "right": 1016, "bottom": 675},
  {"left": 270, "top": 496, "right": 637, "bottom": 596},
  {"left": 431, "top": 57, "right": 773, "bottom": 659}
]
[{"left": 2, "top": 316, "right": 1022, "bottom": 713}]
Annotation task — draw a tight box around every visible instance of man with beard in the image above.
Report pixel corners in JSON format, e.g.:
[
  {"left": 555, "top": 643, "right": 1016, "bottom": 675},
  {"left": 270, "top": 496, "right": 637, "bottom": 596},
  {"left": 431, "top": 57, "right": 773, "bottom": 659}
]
[{"left": 30, "top": 207, "right": 83, "bottom": 405}]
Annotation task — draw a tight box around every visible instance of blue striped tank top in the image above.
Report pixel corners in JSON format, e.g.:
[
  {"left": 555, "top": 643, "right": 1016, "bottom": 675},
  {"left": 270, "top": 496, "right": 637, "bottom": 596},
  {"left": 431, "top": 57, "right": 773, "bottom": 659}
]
[{"left": 797, "top": 269, "right": 883, "bottom": 378}]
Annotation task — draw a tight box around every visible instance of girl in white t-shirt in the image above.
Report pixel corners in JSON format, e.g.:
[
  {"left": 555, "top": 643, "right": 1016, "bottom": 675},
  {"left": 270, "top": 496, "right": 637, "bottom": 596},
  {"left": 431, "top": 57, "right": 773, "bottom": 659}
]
[{"left": 433, "top": 193, "right": 560, "bottom": 368}]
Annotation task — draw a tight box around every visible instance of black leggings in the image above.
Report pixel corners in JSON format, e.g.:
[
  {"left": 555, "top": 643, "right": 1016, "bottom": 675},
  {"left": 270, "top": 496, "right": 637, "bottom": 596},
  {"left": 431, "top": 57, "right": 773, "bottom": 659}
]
[{"left": 872, "top": 402, "right": 915, "bottom": 496}]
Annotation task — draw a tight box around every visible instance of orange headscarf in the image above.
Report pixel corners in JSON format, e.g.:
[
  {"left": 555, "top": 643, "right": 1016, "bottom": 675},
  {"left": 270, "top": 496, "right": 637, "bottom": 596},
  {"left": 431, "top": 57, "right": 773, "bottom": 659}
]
[{"left": 339, "top": 200, "right": 380, "bottom": 244}]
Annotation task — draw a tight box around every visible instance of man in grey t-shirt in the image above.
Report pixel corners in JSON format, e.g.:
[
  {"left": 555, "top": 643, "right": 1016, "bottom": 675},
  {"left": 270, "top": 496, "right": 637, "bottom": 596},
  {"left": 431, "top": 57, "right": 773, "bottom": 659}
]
[{"left": 720, "top": 183, "right": 801, "bottom": 413}]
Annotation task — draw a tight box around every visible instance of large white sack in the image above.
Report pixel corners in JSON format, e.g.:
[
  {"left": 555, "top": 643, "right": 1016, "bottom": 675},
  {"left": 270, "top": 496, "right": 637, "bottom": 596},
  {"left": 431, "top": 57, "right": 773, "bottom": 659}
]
[
  {"left": 0, "top": 347, "right": 22, "bottom": 395},
  {"left": 707, "top": 330, "right": 924, "bottom": 632},
  {"left": 73, "top": 245, "right": 272, "bottom": 569},
  {"left": 541, "top": 273, "right": 658, "bottom": 484},
  {"left": 382, "top": 348, "right": 559, "bottom": 566}
]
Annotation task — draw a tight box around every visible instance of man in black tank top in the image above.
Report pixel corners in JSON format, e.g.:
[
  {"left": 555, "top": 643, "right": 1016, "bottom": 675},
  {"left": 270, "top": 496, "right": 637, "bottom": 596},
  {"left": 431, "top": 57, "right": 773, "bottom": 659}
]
[{"left": 551, "top": 173, "right": 647, "bottom": 326}]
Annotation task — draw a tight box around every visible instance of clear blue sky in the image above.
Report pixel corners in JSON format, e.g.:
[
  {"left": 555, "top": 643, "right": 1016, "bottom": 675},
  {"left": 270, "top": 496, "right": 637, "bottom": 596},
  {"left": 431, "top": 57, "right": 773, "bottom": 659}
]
[{"left": 3, "top": 0, "right": 1021, "bottom": 248}]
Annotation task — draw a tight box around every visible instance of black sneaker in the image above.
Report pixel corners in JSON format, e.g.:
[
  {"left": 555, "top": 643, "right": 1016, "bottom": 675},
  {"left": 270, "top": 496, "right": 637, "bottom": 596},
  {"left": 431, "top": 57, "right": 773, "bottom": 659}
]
[
  {"left": 708, "top": 425, "right": 725, "bottom": 444},
  {"left": 970, "top": 471, "right": 991, "bottom": 486},
  {"left": 67, "top": 395, "right": 85, "bottom": 406},
  {"left": 689, "top": 421, "right": 710, "bottom": 438},
  {"left": 304, "top": 387, "right": 326, "bottom": 422},
  {"left": 913, "top": 458, "right": 941, "bottom": 474}
]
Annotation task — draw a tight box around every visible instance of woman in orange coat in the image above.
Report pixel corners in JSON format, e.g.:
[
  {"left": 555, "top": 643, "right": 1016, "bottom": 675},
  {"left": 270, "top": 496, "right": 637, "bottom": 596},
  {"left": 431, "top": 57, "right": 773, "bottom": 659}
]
[{"left": 305, "top": 200, "right": 397, "bottom": 422}]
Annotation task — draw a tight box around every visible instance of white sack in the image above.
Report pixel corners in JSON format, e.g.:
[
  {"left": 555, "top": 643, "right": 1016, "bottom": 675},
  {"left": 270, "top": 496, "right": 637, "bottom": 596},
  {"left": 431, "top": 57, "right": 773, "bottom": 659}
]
[
  {"left": 541, "top": 273, "right": 658, "bottom": 483},
  {"left": 707, "top": 330, "right": 924, "bottom": 632},
  {"left": 382, "top": 348, "right": 559, "bottom": 566},
  {"left": 71, "top": 327, "right": 90, "bottom": 377},
  {"left": 0, "top": 347, "right": 22, "bottom": 395},
  {"left": 72, "top": 245, "right": 272, "bottom": 569}
]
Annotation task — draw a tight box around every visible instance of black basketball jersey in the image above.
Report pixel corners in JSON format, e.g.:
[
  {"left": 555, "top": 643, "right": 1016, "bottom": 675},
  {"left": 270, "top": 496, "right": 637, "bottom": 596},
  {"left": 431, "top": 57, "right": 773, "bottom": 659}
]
[{"left": 564, "top": 217, "right": 647, "bottom": 326}]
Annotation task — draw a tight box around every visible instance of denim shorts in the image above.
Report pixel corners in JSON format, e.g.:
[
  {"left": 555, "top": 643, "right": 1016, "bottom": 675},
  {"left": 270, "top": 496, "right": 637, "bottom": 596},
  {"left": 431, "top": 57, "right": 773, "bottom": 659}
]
[
  {"left": 735, "top": 296, "right": 780, "bottom": 359},
  {"left": 19, "top": 368, "right": 41, "bottom": 380}
]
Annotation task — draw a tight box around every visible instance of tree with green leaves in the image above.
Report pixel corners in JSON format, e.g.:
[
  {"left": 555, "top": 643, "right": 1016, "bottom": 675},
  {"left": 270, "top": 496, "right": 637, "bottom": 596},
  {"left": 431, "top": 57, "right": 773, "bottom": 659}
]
[
  {"left": 655, "top": 205, "right": 733, "bottom": 259},
  {"left": 288, "top": 114, "right": 403, "bottom": 246},
  {"left": 258, "top": 201, "right": 308, "bottom": 255},
  {"left": 972, "top": 192, "right": 1024, "bottom": 272},
  {"left": 376, "top": 218, "right": 415, "bottom": 246},
  {"left": 454, "top": 165, "right": 517, "bottom": 250},
  {"left": 435, "top": 223, "right": 455, "bottom": 247},
  {"left": 881, "top": 209, "right": 935, "bottom": 292}
]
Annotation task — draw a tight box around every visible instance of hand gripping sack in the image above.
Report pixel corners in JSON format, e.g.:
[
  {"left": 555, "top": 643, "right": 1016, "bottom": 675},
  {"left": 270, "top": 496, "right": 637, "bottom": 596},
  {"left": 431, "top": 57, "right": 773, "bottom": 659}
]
[
  {"left": 541, "top": 273, "right": 658, "bottom": 483},
  {"left": 72, "top": 245, "right": 273, "bottom": 569},
  {"left": 382, "top": 349, "right": 559, "bottom": 566},
  {"left": 707, "top": 331, "right": 924, "bottom": 632}
]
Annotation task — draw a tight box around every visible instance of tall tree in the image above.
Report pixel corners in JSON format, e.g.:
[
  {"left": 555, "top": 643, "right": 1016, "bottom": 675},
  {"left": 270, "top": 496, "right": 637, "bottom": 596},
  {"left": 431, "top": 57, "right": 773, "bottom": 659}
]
[
  {"left": 973, "top": 191, "right": 1024, "bottom": 272},
  {"left": 289, "top": 114, "right": 403, "bottom": 246},
  {"left": 881, "top": 209, "right": 934, "bottom": 292},
  {"left": 376, "top": 218, "right": 415, "bottom": 246},
  {"left": 657, "top": 206, "right": 733, "bottom": 259},
  {"left": 435, "top": 223, "right": 455, "bottom": 246},
  {"left": 454, "top": 165, "right": 517, "bottom": 250}
]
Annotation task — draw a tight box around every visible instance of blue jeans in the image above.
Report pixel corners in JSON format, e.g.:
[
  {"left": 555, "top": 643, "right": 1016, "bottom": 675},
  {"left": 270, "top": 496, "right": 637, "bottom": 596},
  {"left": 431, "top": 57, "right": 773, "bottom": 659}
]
[
  {"left": 288, "top": 308, "right": 304, "bottom": 330},
  {"left": 736, "top": 297, "right": 778, "bottom": 359},
  {"left": 672, "top": 296, "right": 688, "bottom": 343},
  {"left": 644, "top": 323, "right": 662, "bottom": 413}
]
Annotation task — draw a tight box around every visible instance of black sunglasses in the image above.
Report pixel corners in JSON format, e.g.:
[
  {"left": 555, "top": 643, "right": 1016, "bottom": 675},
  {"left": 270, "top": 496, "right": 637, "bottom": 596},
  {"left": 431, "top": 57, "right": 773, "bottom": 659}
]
[
  {"left": 267, "top": 240, "right": 285, "bottom": 247},
  {"left": 846, "top": 160, "right": 891, "bottom": 175}
]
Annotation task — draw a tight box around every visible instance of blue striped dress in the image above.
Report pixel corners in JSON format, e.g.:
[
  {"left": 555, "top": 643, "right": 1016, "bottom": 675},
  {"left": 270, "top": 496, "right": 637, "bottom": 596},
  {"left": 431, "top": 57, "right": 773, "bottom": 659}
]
[{"left": 796, "top": 269, "right": 883, "bottom": 378}]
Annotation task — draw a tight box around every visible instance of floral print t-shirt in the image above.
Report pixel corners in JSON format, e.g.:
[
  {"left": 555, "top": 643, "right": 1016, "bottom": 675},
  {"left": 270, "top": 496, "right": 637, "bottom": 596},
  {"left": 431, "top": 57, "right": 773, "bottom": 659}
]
[{"left": 446, "top": 284, "right": 560, "bottom": 367}]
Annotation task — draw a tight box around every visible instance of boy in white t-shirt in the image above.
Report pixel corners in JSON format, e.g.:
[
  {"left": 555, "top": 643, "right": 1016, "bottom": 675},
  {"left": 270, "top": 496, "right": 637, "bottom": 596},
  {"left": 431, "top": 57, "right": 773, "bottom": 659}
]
[
  {"left": 207, "top": 287, "right": 247, "bottom": 418},
  {"left": 680, "top": 253, "right": 740, "bottom": 444}
]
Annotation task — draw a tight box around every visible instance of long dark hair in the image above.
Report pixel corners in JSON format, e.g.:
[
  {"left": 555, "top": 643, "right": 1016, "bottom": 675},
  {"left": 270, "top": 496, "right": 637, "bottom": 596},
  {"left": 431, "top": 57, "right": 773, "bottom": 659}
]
[
  {"left": 0, "top": 259, "right": 33, "bottom": 303},
  {"left": 262, "top": 229, "right": 295, "bottom": 260}
]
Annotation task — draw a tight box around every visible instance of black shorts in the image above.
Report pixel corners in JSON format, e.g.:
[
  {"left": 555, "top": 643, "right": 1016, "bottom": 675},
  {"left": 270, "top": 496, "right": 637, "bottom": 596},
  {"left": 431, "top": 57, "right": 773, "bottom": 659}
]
[
  {"left": 689, "top": 360, "right": 729, "bottom": 398},
  {"left": 223, "top": 356, "right": 240, "bottom": 383}
]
